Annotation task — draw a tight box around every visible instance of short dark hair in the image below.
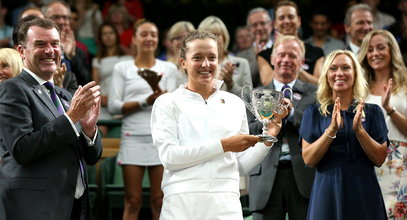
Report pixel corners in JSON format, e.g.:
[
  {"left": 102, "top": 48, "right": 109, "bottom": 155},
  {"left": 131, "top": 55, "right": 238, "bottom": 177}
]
[
  {"left": 17, "top": 18, "right": 60, "bottom": 46},
  {"left": 179, "top": 30, "right": 219, "bottom": 60},
  {"left": 13, "top": 15, "right": 38, "bottom": 47},
  {"left": 274, "top": 0, "right": 300, "bottom": 20}
]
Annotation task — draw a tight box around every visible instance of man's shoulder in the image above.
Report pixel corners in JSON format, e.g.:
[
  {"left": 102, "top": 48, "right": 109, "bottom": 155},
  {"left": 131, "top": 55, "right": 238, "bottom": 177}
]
[
  {"left": 236, "top": 47, "right": 255, "bottom": 58},
  {"left": 295, "top": 80, "right": 317, "bottom": 94}
]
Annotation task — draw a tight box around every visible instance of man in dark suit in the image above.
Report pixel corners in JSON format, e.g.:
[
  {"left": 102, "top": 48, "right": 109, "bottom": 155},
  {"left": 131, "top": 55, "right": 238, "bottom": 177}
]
[
  {"left": 0, "top": 18, "right": 102, "bottom": 220},
  {"left": 248, "top": 35, "right": 316, "bottom": 220}
]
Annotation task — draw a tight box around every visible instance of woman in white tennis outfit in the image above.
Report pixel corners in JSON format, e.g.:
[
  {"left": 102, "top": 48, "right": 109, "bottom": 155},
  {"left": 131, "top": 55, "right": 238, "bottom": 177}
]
[
  {"left": 151, "top": 30, "right": 287, "bottom": 220},
  {"left": 108, "top": 20, "right": 177, "bottom": 220}
]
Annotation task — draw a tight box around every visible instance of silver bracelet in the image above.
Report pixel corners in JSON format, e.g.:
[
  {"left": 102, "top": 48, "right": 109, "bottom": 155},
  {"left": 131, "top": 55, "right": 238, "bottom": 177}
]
[{"left": 324, "top": 129, "right": 336, "bottom": 139}]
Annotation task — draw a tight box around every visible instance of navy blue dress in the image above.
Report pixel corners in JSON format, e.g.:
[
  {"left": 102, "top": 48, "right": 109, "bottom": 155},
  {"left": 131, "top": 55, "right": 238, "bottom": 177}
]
[{"left": 299, "top": 103, "right": 388, "bottom": 220}]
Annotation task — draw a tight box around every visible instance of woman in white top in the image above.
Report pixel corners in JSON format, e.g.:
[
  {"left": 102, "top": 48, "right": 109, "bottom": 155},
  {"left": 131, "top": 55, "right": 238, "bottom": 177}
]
[
  {"left": 359, "top": 29, "right": 407, "bottom": 219},
  {"left": 108, "top": 20, "right": 177, "bottom": 220},
  {"left": 151, "top": 30, "right": 287, "bottom": 220},
  {"left": 92, "top": 23, "right": 132, "bottom": 134},
  {"left": 198, "top": 16, "right": 253, "bottom": 96}
]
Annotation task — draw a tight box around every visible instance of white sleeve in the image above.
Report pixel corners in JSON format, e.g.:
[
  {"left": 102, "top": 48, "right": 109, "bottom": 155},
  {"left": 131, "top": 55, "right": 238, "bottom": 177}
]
[
  {"left": 108, "top": 64, "right": 125, "bottom": 114},
  {"left": 151, "top": 96, "right": 225, "bottom": 171}
]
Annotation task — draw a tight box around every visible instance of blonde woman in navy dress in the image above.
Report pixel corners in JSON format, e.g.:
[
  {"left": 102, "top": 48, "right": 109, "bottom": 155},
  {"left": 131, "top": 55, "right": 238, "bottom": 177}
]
[
  {"left": 300, "top": 50, "right": 388, "bottom": 220},
  {"left": 108, "top": 20, "right": 177, "bottom": 220}
]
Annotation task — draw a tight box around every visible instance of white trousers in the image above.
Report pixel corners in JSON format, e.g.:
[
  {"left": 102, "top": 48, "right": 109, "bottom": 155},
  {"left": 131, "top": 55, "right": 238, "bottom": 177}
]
[{"left": 160, "top": 192, "right": 243, "bottom": 220}]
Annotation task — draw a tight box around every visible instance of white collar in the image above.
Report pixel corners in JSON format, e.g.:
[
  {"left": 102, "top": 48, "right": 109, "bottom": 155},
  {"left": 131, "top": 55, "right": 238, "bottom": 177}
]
[
  {"left": 273, "top": 79, "right": 296, "bottom": 92},
  {"left": 23, "top": 67, "right": 54, "bottom": 85},
  {"left": 349, "top": 41, "right": 360, "bottom": 54}
]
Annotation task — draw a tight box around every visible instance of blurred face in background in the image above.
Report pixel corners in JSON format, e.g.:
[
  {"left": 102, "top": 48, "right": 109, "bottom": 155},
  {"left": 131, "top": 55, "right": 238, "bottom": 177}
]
[
  {"left": 235, "top": 27, "right": 253, "bottom": 51},
  {"left": 310, "top": 14, "right": 330, "bottom": 38},
  {"left": 171, "top": 31, "right": 190, "bottom": 55},
  {"left": 248, "top": 11, "right": 272, "bottom": 43},
  {"left": 21, "top": 9, "right": 44, "bottom": 19},
  {"left": 133, "top": 22, "right": 158, "bottom": 54},
  {"left": 345, "top": 10, "right": 373, "bottom": 46},
  {"left": 101, "top": 25, "right": 117, "bottom": 48},
  {"left": 45, "top": 2, "right": 71, "bottom": 33},
  {"left": 274, "top": 5, "right": 301, "bottom": 36}
]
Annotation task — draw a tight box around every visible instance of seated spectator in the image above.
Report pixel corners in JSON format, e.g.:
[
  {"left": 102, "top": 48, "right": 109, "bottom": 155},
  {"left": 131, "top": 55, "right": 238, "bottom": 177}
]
[
  {"left": 257, "top": 0, "right": 324, "bottom": 85},
  {"left": 73, "top": 0, "right": 102, "bottom": 56},
  {"left": 102, "top": 0, "right": 144, "bottom": 22},
  {"left": 198, "top": 16, "right": 253, "bottom": 96},
  {"left": 344, "top": 3, "right": 374, "bottom": 54},
  {"left": 166, "top": 21, "right": 195, "bottom": 86},
  {"left": 0, "top": 48, "right": 23, "bottom": 83},
  {"left": 232, "top": 26, "right": 254, "bottom": 54},
  {"left": 305, "top": 11, "right": 345, "bottom": 55},
  {"left": 92, "top": 23, "right": 132, "bottom": 135},
  {"left": 105, "top": 3, "right": 134, "bottom": 55},
  {"left": 0, "top": 48, "right": 23, "bottom": 158},
  {"left": 20, "top": 6, "right": 44, "bottom": 19}
]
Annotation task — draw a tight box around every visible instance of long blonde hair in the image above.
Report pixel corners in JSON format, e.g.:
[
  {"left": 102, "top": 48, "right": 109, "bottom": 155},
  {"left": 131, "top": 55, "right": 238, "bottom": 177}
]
[
  {"left": 0, "top": 48, "right": 23, "bottom": 78},
  {"left": 317, "top": 50, "right": 368, "bottom": 116},
  {"left": 358, "top": 29, "right": 407, "bottom": 94}
]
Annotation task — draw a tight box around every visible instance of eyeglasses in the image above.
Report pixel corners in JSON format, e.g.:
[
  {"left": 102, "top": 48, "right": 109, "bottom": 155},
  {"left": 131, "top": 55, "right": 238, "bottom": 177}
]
[
  {"left": 50, "top": 15, "right": 71, "bottom": 21},
  {"left": 171, "top": 36, "right": 183, "bottom": 42}
]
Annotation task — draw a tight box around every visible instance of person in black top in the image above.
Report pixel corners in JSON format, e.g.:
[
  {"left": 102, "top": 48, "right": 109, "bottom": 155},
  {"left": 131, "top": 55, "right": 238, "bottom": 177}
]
[{"left": 257, "top": 0, "right": 324, "bottom": 86}]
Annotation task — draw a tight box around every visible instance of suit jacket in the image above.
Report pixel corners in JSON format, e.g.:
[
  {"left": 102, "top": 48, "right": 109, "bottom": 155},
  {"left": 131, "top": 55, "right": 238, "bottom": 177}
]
[
  {"left": 248, "top": 79, "right": 316, "bottom": 212},
  {"left": 236, "top": 47, "right": 261, "bottom": 88},
  {"left": 62, "top": 71, "right": 79, "bottom": 95},
  {"left": 0, "top": 70, "right": 102, "bottom": 220}
]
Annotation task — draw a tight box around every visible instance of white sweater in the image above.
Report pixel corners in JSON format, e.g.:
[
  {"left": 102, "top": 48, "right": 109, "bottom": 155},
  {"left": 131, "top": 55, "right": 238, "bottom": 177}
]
[{"left": 151, "top": 84, "right": 271, "bottom": 199}]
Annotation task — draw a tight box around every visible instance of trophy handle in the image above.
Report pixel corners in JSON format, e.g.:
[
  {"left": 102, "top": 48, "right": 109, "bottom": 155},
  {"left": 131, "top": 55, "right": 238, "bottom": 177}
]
[
  {"left": 282, "top": 87, "right": 293, "bottom": 108},
  {"left": 241, "top": 85, "right": 255, "bottom": 115}
]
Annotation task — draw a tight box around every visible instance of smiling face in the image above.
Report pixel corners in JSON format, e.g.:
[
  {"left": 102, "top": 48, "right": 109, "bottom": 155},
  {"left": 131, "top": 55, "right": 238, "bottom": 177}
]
[
  {"left": 274, "top": 5, "right": 301, "bottom": 36},
  {"left": 133, "top": 22, "right": 158, "bottom": 54},
  {"left": 367, "top": 34, "right": 392, "bottom": 73},
  {"left": 19, "top": 26, "right": 61, "bottom": 81},
  {"left": 327, "top": 54, "right": 355, "bottom": 95},
  {"left": 271, "top": 39, "right": 303, "bottom": 84},
  {"left": 181, "top": 38, "right": 218, "bottom": 90},
  {"left": 345, "top": 10, "right": 373, "bottom": 46},
  {"left": 0, "top": 62, "right": 14, "bottom": 82},
  {"left": 45, "top": 2, "right": 70, "bottom": 33},
  {"left": 248, "top": 11, "right": 272, "bottom": 43}
]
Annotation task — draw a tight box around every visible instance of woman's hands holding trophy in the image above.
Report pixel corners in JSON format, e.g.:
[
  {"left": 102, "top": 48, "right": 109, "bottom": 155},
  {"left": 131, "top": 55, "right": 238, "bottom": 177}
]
[{"left": 264, "top": 98, "right": 291, "bottom": 146}]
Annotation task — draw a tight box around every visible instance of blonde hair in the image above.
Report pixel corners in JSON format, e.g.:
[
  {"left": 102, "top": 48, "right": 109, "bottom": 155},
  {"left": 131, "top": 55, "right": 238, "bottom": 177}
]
[
  {"left": 198, "top": 16, "right": 230, "bottom": 52},
  {"left": 0, "top": 48, "right": 23, "bottom": 78},
  {"left": 272, "top": 35, "right": 305, "bottom": 59},
  {"left": 358, "top": 29, "right": 407, "bottom": 94},
  {"left": 317, "top": 50, "right": 368, "bottom": 116},
  {"left": 168, "top": 21, "right": 195, "bottom": 41}
]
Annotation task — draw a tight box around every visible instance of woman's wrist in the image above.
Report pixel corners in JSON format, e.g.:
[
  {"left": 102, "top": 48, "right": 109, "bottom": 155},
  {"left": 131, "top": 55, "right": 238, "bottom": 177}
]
[
  {"left": 386, "top": 107, "right": 396, "bottom": 116},
  {"left": 325, "top": 128, "right": 337, "bottom": 139}
]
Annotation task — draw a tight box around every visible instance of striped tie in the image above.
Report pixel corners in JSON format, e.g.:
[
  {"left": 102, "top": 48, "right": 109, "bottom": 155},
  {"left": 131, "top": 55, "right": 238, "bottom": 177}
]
[
  {"left": 281, "top": 84, "right": 291, "bottom": 99},
  {"left": 43, "top": 81, "right": 64, "bottom": 114}
]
